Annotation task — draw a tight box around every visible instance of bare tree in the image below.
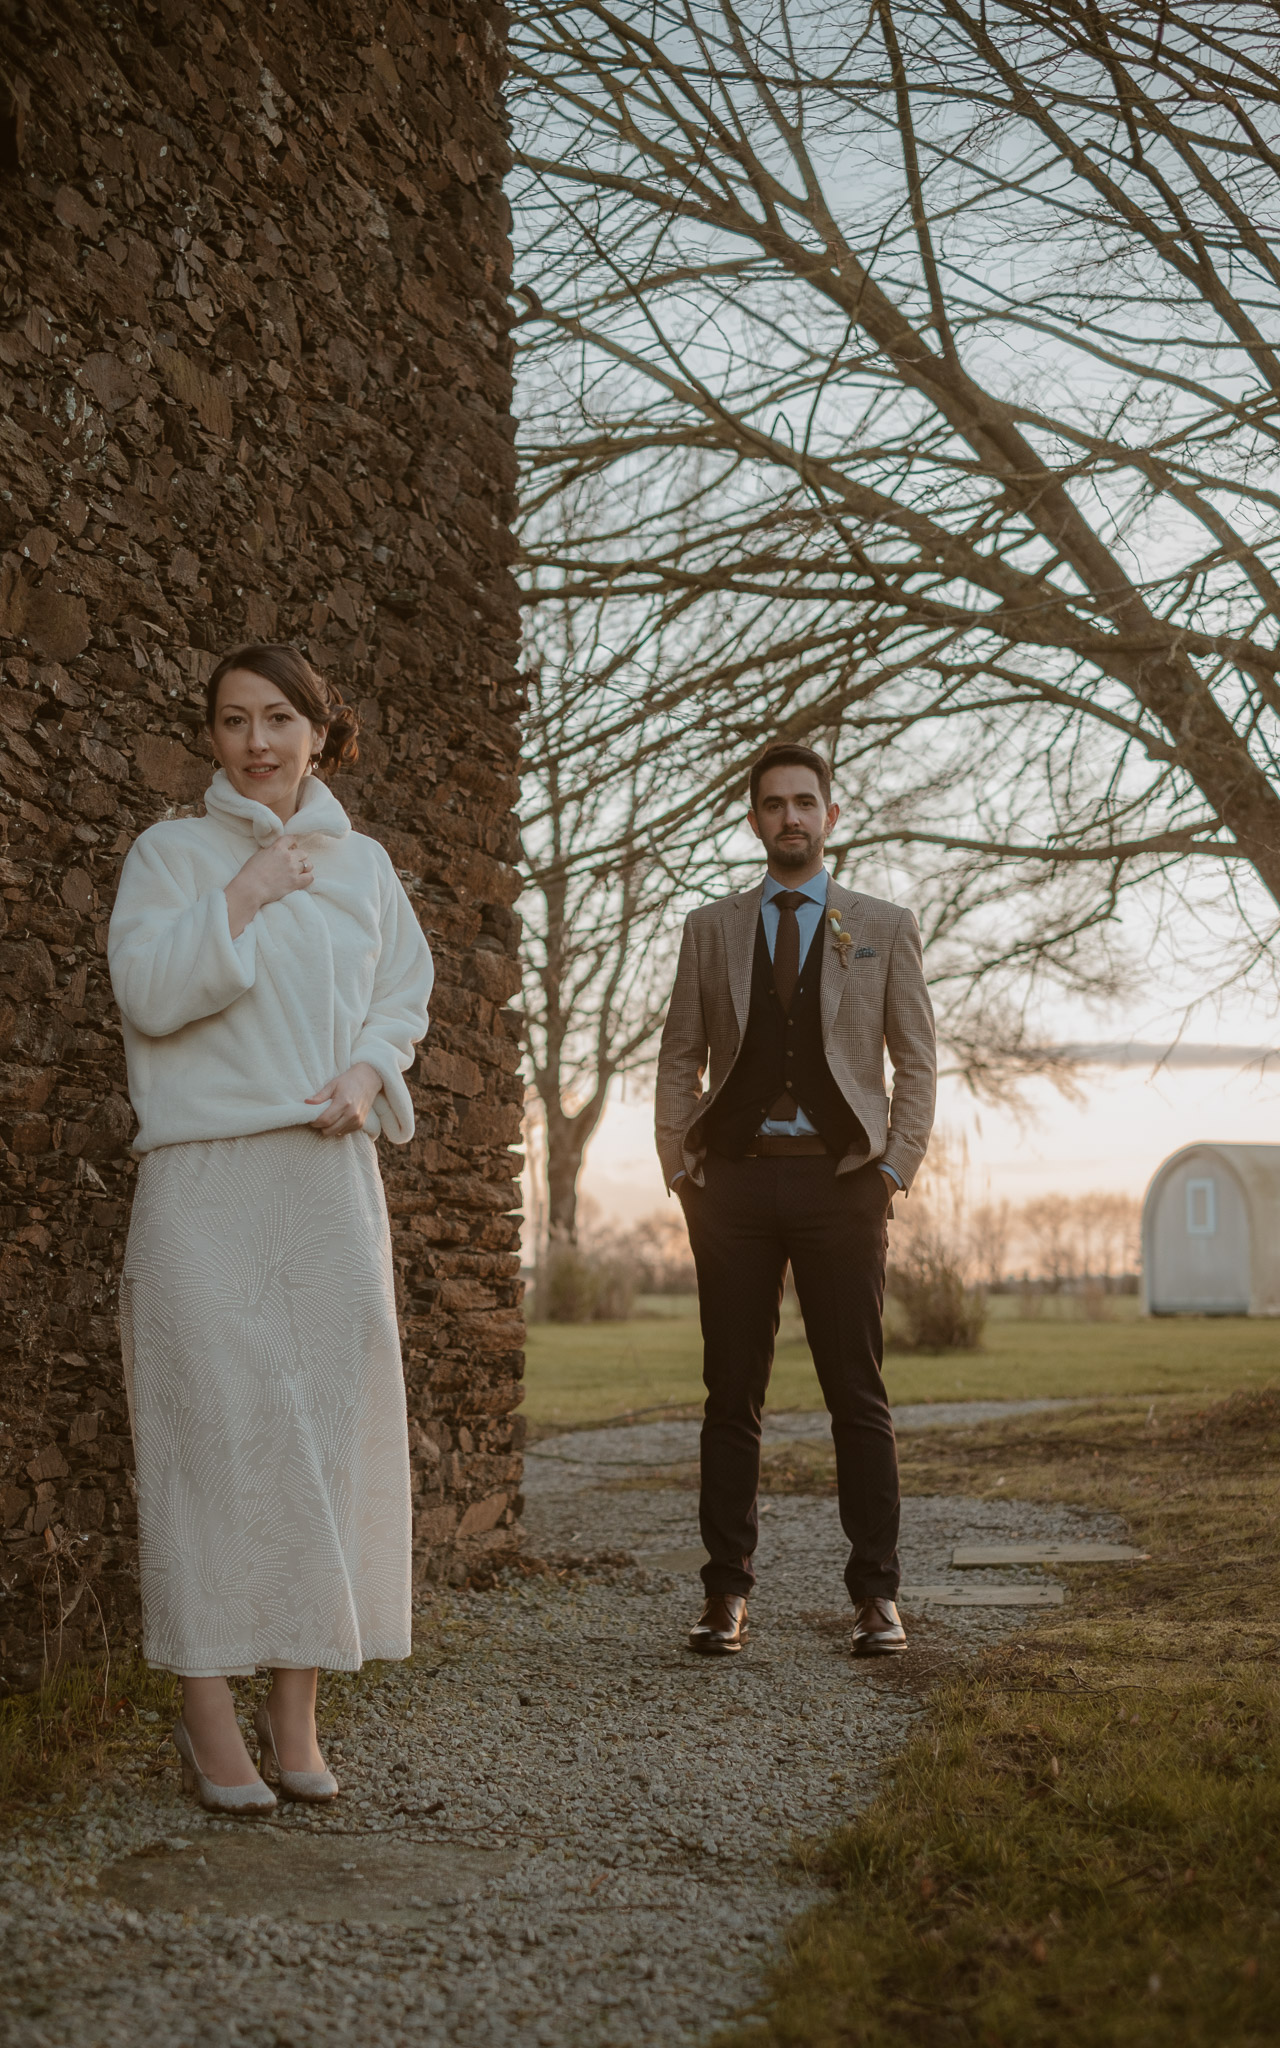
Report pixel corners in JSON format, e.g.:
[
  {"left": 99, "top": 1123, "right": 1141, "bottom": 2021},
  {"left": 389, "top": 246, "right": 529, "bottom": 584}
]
[
  {"left": 969, "top": 1197, "right": 1013, "bottom": 1292},
  {"left": 511, "top": 1, "right": 1280, "bottom": 1054},
  {"left": 519, "top": 604, "right": 701, "bottom": 1238},
  {"left": 1013, "top": 1190, "right": 1142, "bottom": 1286},
  {"left": 1018, "top": 1194, "right": 1077, "bottom": 1291},
  {"left": 1090, "top": 1192, "right": 1143, "bottom": 1284}
]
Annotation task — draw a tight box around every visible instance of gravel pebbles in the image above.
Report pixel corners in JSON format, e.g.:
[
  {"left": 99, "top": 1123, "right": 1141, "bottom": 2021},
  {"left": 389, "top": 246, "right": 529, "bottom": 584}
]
[{"left": 0, "top": 1404, "right": 1124, "bottom": 2048}]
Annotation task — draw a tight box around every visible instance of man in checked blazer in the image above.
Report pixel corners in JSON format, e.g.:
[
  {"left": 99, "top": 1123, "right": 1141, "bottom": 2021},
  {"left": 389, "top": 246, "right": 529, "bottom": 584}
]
[{"left": 656, "top": 741, "right": 936, "bottom": 1657}]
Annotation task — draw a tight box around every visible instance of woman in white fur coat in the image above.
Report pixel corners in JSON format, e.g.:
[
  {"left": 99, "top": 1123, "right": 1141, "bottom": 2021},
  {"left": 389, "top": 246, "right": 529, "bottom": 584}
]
[{"left": 108, "top": 644, "right": 433, "bottom": 1814}]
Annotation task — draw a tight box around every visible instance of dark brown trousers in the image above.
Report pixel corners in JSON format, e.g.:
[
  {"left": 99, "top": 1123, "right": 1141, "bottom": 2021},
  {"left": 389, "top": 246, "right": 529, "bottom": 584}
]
[{"left": 680, "top": 1152, "right": 900, "bottom": 1603}]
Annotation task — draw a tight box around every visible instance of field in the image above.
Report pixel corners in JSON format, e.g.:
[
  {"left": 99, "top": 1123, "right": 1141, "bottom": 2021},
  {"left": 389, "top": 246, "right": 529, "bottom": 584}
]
[
  {"left": 524, "top": 1294, "right": 1280, "bottom": 2044},
  {"left": 522, "top": 1296, "right": 1280, "bottom": 1431},
  {"left": 525, "top": 1282, "right": 1280, "bottom": 2045},
  {"left": 723, "top": 1390, "right": 1280, "bottom": 2047}
]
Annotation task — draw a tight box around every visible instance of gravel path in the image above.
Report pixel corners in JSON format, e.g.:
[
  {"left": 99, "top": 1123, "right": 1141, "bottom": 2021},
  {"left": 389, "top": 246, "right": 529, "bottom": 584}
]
[
  {"left": 0, "top": 1404, "right": 1123, "bottom": 2048},
  {"left": 524, "top": 1397, "right": 1078, "bottom": 1489}
]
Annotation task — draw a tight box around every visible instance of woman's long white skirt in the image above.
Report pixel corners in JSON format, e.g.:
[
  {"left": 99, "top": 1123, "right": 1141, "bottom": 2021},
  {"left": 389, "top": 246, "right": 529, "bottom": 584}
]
[{"left": 120, "top": 1126, "right": 412, "bottom": 1677}]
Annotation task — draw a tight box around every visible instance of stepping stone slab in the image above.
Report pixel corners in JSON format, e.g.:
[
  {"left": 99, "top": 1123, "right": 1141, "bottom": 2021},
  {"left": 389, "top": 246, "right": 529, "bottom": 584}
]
[
  {"left": 951, "top": 1542, "right": 1147, "bottom": 1567},
  {"left": 901, "top": 1584, "right": 1065, "bottom": 1607},
  {"left": 640, "top": 1545, "right": 709, "bottom": 1572},
  {"left": 101, "top": 1830, "right": 513, "bottom": 1926}
]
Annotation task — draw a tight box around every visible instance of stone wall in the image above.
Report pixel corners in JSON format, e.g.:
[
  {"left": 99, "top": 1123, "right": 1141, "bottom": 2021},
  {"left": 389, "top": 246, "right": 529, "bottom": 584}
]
[{"left": 0, "top": 0, "right": 525, "bottom": 1691}]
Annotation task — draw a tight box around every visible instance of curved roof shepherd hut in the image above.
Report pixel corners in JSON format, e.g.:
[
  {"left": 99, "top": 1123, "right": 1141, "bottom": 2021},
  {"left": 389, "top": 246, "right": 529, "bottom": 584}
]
[{"left": 1142, "top": 1144, "right": 1280, "bottom": 1316}]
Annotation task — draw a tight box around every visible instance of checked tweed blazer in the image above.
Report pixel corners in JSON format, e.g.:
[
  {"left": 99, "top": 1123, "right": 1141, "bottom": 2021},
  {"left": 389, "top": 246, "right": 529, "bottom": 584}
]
[{"left": 655, "top": 877, "right": 936, "bottom": 1193}]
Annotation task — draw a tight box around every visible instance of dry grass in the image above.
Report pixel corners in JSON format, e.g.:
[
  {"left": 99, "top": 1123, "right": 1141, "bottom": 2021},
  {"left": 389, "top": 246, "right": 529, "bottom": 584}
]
[
  {"left": 720, "top": 1389, "right": 1280, "bottom": 2047},
  {"left": 0, "top": 1652, "right": 181, "bottom": 1816}
]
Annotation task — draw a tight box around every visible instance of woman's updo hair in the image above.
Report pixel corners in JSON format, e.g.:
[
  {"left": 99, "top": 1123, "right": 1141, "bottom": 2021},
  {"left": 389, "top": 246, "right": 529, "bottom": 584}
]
[{"left": 205, "top": 644, "right": 360, "bottom": 779}]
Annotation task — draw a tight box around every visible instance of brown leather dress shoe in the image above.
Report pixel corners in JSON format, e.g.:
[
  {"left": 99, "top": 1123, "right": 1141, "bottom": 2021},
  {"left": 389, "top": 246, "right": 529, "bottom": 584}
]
[
  {"left": 851, "top": 1596, "right": 907, "bottom": 1656},
  {"left": 687, "top": 1594, "right": 748, "bottom": 1655}
]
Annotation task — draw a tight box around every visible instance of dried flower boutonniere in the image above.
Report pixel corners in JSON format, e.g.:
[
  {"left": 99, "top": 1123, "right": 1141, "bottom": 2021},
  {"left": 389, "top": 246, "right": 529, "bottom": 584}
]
[{"left": 827, "top": 909, "right": 853, "bottom": 969}]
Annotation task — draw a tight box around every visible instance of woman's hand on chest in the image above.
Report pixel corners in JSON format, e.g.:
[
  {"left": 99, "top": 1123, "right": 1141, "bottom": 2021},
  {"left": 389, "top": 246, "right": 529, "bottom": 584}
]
[
  {"left": 224, "top": 836, "right": 317, "bottom": 938},
  {"left": 306, "top": 1061, "right": 383, "bottom": 1137}
]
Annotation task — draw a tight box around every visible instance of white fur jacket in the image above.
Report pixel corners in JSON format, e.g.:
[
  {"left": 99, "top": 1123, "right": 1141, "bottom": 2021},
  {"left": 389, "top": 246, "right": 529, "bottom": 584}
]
[{"left": 108, "top": 769, "right": 433, "bottom": 1154}]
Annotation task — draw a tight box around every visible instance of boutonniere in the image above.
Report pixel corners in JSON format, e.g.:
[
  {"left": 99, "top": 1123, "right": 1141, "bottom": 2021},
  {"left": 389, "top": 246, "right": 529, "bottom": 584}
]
[{"left": 827, "top": 909, "right": 854, "bottom": 969}]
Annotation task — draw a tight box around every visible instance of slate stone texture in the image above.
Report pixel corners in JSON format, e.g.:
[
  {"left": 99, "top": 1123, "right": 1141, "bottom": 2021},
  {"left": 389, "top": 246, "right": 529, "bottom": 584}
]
[{"left": 0, "top": 0, "right": 526, "bottom": 1691}]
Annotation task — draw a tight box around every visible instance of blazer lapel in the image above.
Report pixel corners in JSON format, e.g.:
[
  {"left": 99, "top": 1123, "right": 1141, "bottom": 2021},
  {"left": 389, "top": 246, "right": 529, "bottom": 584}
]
[
  {"left": 821, "top": 880, "right": 869, "bottom": 1045},
  {"left": 726, "top": 882, "right": 764, "bottom": 1040}
]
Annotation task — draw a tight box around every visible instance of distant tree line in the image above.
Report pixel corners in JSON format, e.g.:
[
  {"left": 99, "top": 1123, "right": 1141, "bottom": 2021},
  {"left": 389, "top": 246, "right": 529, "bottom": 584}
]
[
  {"left": 995, "top": 1192, "right": 1143, "bottom": 1295},
  {"left": 530, "top": 1179, "right": 1142, "bottom": 1322}
]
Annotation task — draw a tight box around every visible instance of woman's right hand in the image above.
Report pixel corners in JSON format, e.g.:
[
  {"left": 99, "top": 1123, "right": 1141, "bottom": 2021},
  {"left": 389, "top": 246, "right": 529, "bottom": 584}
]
[{"left": 224, "top": 838, "right": 315, "bottom": 938}]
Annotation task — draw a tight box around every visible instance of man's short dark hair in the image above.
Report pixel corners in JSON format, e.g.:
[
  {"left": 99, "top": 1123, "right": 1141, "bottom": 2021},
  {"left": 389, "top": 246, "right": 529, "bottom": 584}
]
[{"left": 749, "top": 742, "right": 833, "bottom": 812}]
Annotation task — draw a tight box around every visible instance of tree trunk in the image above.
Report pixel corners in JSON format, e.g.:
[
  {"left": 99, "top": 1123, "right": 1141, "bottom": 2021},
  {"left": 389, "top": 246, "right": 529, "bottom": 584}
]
[{"left": 544, "top": 1096, "right": 608, "bottom": 1241}]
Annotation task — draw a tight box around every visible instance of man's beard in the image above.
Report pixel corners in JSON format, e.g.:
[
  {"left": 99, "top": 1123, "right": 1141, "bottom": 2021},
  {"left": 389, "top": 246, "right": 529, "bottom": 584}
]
[{"left": 770, "top": 831, "right": 819, "bottom": 870}]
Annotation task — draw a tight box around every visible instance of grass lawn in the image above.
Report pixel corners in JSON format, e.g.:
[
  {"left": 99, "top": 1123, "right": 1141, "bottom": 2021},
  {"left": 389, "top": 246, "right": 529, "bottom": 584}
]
[
  {"left": 523, "top": 1302, "right": 1280, "bottom": 1431},
  {"left": 720, "top": 1393, "right": 1280, "bottom": 2047}
]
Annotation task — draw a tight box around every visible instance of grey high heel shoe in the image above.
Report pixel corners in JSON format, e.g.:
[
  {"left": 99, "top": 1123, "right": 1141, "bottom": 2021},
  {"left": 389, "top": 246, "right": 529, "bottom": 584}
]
[
  {"left": 172, "top": 1718, "right": 276, "bottom": 1816},
  {"left": 254, "top": 1703, "right": 340, "bottom": 1803}
]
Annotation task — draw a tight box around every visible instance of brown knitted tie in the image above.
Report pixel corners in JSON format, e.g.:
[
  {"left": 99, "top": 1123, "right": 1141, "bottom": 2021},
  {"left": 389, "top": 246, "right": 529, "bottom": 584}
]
[
  {"left": 772, "top": 891, "right": 806, "bottom": 1012},
  {"left": 769, "top": 890, "right": 806, "bottom": 1119}
]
